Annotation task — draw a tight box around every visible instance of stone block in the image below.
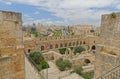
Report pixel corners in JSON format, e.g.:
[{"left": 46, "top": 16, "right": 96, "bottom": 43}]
[
  {"left": 0, "top": 38, "right": 16, "bottom": 46},
  {"left": 0, "top": 47, "right": 16, "bottom": 56}
]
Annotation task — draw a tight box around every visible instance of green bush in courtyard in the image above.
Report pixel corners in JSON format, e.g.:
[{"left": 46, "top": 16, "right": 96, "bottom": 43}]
[
  {"left": 81, "top": 71, "right": 94, "bottom": 79},
  {"left": 74, "top": 66, "right": 83, "bottom": 75},
  {"left": 29, "top": 51, "right": 44, "bottom": 64},
  {"left": 29, "top": 51, "right": 49, "bottom": 71},
  {"left": 74, "top": 46, "right": 86, "bottom": 54},
  {"left": 41, "top": 60, "right": 49, "bottom": 69},
  {"left": 56, "top": 58, "right": 72, "bottom": 71},
  {"left": 59, "top": 48, "right": 66, "bottom": 54}
]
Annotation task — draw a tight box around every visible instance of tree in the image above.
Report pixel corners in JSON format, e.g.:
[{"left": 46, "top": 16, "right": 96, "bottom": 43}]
[{"left": 74, "top": 46, "right": 86, "bottom": 54}]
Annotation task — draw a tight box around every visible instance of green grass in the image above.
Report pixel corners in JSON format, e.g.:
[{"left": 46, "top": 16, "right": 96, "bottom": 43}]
[{"left": 54, "top": 31, "right": 62, "bottom": 36}]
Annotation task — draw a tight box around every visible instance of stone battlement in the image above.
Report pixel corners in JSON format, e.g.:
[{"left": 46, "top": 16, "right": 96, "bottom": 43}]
[{"left": 0, "top": 10, "right": 22, "bottom": 22}]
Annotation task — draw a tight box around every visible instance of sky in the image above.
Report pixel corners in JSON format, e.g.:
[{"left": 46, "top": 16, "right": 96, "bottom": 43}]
[{"left": 0, "top": 0, "right": 120, "bottom": 25}]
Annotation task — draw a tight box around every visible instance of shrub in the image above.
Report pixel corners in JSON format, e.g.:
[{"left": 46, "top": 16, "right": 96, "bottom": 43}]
[
  {"left": 74, "top": 46, "right": 86, "bottom": 54},
  {"left": 59, "top": 48, "right": 66, "bottom": 54},
  {"left": 56, "top": 58, "right": 72, "bottom": 71},
  {"left": 111, "top": 12, "right": 116, "bottom": 19},
  {"left": 74, "top": 66, "right": 83, "bottom": 75},
  {"left": 29, "top": 51, "right": 49, "bottom": 71},
  {"left": 41, "top": 60, "right": 49, "bottom": 69},
  {"left": 64, "top": 60, "right": 72, "bottom": 69},
  {"left": 81, "top": 71, "right": 94, "bottom": 79},
  {"left": 29, "top": 51, "right": 44, "bottom": 64}
]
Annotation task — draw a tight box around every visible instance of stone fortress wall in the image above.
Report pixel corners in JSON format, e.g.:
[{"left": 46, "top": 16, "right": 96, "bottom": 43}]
[
  {"left": 100, "top": 12, "right": 120, "bottom": 48},
  {"left": 25, "top": 54, "right": 43, "bottom": 79},
  {"left": 0, "top": 11, "right": 25, "bottom": 79},
  {"left": 94, "top": 12, "right": 120, "bottom": 78}
]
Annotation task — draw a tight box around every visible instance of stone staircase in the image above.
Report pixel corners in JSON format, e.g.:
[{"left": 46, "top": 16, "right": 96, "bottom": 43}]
[{"left": 96, "top": 64, "right": 120, "bottom": 79}]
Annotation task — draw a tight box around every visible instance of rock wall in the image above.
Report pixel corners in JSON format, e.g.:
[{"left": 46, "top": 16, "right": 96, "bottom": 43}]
[
  {"left": 25, "top": 55, "right": 43, "bottom": 79},
  {"left": 100, "top": 12, "right": 120, "bottom": 48},
  {"left": 94, "top": 49, "right": 120, "bottom": 78},
  {"left": 94, "top": 12, "right": 120, "bottom": 78},
  {"left": 0, "top": 11, "right": 25, "bottom": 79}
]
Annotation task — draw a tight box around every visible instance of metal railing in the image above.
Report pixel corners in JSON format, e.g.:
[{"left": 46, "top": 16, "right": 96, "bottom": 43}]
[{"left": 96, "top": 64, "right": 120, "bottom": 79}]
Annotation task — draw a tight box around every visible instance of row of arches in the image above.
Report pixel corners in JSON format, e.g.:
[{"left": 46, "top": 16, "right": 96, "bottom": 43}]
[
  {"left": 27, "top": 45, "right": 96, "bottom": 52},
  {"left": 41, "top": 41, "right": 96, "bottom": 51},
  {"left": 40, "top": 41, "right": 89, "bottom": 51},
  {"left": 41, "top": 45, "right": 96, "bottom": 51}
]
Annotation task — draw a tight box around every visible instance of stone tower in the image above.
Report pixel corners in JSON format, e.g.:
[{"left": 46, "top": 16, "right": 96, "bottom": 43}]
[
  {"left": 0, "top": 11, "right": 25, "bottom": 79},
  {"left": 100, "top": 12, "right": 120, "bottom": 47},
  {"left": 94, "top": 12, "right": 120, "bottom": 78}
]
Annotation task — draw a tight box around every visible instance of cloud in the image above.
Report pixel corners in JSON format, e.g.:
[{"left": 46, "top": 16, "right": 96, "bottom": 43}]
[
  {"left": 1, "top": 0, "right": 120, "bottom": 25},
  {"left": 0, "top": 0, "right": 12, "bottom": 5},
  {"left": 23, "top": 18, "right": 64, "bottom": 25},
  {"left": 34, "top": 11, "right": 40, "bottom": 15},
  {"left": 23, "top": 14, "right": 34, "bottom": 21}
]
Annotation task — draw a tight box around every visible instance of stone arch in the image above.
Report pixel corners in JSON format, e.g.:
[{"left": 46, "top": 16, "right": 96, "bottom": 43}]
[
  {"left": 84, "top": 59, "right": 91, "bottom": 64},
  {"left": 28, "top": 49, "right": 31, "bottom": 53},
  {"left": 55, "top": 44, "right": 58, "bottom": 48},
  {"left": 69, "top": 42, "right": 71, "bottom": 46},
  {"left": 41, "top": 46, "right": 44, "bottom": 51},
  {"left": 76, "top": 41, "right": 79, "bottom": 45},
  {"left": 60, "top": 43, "right": 63, "bottom": 47},
  {"left": 50, "top": 45, "right": 53, "bottom": 49},
  {"left": 65, "top": 48, "right": 72, "bottom": 58},
  {"left": 80, "top": 41, "right": 82, "bottom": 45},
  {"left": 73, "top": 42, "right": 75, "bottom": 46},
  {"left": 84, "top": 45, "right": 90, "bottom": 50},
  {"left": 65, "top": 43, "right": 67, "bottom": 47},
  {"left": 91, "top": 45, "right": 96, "bottom": 50},
  {"left": 83, "top": 41, "right": 86, "bottom": 44}
]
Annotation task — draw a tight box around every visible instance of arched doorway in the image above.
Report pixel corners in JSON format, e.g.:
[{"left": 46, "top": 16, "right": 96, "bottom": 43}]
[
  {"left": 60, "top": 43, "right": 63, "bottom": 47},
  {"left": 73, "top": 42, "right": 75, "bottom": 46},
  {"left": 80, "top": 41, "right": 82, "bottom": 45},
  {"left": 50, "top": 45, "right": 53, "bottom": 49},
  {"left": 84, "top": 59, "right": 91, "bottom": 64},
  {"left": 76, "top": 41, "right": 79, "bottom": 45},
  {"left": 83, "top": 41, "right": 86, "bottom": 44},
  {"left": 69, "top": 42, "right": 71, "bottom": 46},
  {"left": 41, "top": 46, "right": 44, "bottom": 50},
  {"left": 65, "top": 43, "right": 67, "bottom": 47},
  {"left": 28, "top": 49, "right": 31, "bottom": 53},
  {"left": 55, "top": 44, "right": 58, "bottom": 48},
  {"left": 91, "top": 45, "right": 96, "bottom": 50}
]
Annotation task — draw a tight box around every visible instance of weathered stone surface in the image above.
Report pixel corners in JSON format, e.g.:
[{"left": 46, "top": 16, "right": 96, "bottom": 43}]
[
  {"left": 0, "top": 11, "right": 25, "bottom": 79},
  {"left": 94, "top": 12, "right": 120, "bottom": 78}
]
